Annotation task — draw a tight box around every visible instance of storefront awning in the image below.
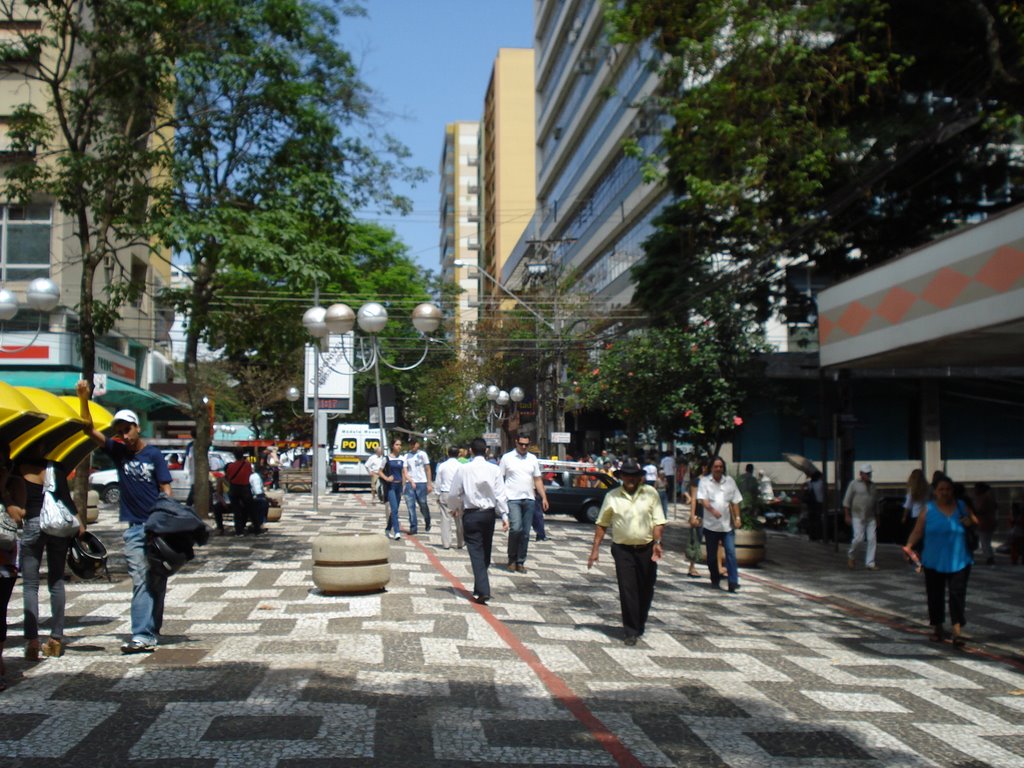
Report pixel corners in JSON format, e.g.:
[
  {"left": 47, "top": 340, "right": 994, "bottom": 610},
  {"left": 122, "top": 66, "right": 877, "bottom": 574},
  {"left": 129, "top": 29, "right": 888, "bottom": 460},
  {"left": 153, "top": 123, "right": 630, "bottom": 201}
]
[{"left": 0, "top": 370, "right": 190, "bottom": 419}]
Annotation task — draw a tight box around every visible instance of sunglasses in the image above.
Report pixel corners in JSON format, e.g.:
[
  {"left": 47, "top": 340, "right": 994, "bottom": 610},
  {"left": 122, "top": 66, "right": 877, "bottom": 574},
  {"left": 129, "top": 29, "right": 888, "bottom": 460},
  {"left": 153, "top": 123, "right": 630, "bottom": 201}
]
[{"left": 517, "top": 442, "right": 530, "bottom": 447}]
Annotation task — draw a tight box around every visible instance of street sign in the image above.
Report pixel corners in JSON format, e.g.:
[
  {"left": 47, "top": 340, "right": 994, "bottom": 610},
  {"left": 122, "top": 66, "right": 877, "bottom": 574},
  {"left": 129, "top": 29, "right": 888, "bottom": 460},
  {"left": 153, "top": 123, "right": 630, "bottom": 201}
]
[
  {"left": 92, "top": 373, "right": 107, "bottom": 397},
  {"left": 483, "top": 431, "right": 500, "bottom": 445},
  {"left": 550, "top": 431, "right": 571, "bottom": 444}
]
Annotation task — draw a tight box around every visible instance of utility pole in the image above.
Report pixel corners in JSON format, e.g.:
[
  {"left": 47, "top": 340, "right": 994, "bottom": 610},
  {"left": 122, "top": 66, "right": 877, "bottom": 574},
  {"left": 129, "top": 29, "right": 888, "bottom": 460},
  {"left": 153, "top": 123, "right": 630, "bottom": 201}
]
[{"left": 524, "top": 237, "right": 575, "bottom": 460}]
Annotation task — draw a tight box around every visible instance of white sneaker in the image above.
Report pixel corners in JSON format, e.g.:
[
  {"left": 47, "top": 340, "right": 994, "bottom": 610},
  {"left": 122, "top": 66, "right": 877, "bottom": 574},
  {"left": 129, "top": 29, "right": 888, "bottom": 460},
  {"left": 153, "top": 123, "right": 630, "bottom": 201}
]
[{"left": 394, "top": 533, "right": 401, "bottom": 540}]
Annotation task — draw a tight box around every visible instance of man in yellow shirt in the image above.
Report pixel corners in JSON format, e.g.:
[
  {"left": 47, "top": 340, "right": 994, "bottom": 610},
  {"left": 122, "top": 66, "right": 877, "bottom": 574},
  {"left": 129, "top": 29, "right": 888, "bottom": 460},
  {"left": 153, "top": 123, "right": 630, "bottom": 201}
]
[{"left": 587, "top": 458, "right": 666, "bottom": 645}]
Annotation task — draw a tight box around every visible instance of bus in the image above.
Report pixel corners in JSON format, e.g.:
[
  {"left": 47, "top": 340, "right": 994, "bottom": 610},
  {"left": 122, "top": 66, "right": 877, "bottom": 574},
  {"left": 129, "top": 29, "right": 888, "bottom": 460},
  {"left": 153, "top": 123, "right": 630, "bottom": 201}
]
[{"left": 328, "top": 423, "right": 384, "bottom": 491}]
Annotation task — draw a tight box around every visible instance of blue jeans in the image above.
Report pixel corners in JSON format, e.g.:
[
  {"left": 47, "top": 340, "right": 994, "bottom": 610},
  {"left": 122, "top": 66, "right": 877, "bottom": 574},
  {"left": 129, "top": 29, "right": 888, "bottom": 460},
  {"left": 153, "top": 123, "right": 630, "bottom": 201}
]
[
  {"left": 703, "top": 529, "right": 739, "bottom": 587},
  {"left": 20, "top": 517, "right": 70, "bottom": 641},
  {"left": 532, "top": 499, "right": 547, "bottom": 540},
  {"left": 386, "top": 482, "right": 403, "bottom": 536},
  {"left": 506, "top": 499, "right": 533, "bottom": 566},
  {"left": 123, "top": 524, "right": 167, "bottom": 645},
  {"left": 404, "top": 482, "right": 431, "bottom": 533}
]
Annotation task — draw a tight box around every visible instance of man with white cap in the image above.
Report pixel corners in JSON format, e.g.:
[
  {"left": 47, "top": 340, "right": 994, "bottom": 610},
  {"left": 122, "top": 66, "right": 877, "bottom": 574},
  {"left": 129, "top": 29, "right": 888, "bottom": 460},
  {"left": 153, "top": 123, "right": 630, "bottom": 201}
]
[
  {"left": 77, "top": 380, "right": 172, "bottom": 653},
  {"left": 843, "top": 463, "right": 880, "bottom": 570}
]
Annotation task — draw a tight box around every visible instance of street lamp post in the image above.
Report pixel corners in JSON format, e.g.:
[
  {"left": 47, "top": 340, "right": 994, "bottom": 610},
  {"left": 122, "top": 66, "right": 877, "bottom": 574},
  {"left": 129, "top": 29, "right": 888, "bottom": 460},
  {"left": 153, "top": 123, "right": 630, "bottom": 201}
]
[
  {"left": 0, "top": 277, "right": 61, "bottom": 353},
  {"left": 301, "top": 300, "right": 443, "bottom": 512},
  {"left": 469, "top": 382, "right": 525, "bottom": 450}
]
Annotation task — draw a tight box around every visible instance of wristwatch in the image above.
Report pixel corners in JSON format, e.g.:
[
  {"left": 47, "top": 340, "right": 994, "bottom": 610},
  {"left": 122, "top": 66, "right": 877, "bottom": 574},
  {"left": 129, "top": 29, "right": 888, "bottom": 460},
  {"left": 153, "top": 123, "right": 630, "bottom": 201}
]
[{"left": 653, "top": 539, "right": 662, "bottom": 546}]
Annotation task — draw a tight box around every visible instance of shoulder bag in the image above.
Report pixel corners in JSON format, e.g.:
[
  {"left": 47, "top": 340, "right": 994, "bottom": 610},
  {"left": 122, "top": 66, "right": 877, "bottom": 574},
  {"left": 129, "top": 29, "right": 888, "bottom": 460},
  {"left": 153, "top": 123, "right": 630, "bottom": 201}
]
[
  {"left": 958, "top": 500, "right": 979, "bottom": 553},
  {"left": 40, "top": 463, "right": 80, "bottom": 538},
  {"left": 0, "top": 502, "right": 18, "bottom": 550}
]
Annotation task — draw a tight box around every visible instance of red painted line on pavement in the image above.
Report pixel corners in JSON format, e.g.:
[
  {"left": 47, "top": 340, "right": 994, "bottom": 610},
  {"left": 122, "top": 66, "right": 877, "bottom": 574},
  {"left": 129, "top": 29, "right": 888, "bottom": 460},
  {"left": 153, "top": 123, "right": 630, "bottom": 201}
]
[
  {"left": 409, "top": 535, "right": 644, "bottom": 768},
  {"left": 741, "top": 571, "right": 1024, "bottom": 672}
]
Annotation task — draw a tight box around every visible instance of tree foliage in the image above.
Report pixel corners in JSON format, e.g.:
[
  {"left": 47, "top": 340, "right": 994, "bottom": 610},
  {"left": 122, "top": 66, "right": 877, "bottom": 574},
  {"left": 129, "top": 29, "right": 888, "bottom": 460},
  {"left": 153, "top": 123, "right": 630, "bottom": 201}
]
[
  {"left": 573, "top": 297, "right": 768, "bottom": 458},
  {"left": 607, "top": 0, "right": 1024, "bottom": 323},
  {"left": 157, "top": 0, "right": 427, "bottom": 514}
]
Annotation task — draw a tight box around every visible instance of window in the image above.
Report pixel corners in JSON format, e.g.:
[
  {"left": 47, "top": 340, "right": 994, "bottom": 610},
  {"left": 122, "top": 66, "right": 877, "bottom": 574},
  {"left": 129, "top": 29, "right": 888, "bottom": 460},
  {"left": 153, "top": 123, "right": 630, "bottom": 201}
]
[{"left": 1, "top": 203, "right": 51, "bottom": 282}]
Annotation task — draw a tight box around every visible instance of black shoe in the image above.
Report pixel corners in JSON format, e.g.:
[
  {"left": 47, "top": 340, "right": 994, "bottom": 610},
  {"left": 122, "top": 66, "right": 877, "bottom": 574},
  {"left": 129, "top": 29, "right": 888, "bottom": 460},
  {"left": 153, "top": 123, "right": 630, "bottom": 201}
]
[
  {"left": 728, "top": 583, "right": 739, "bottom": 593},
  {"left": 623, "top": 635, "right": 638, "bottom": 646},
  {"left": 473, "top": 594, "right": 490, "bottom": 605},
  {"left": 425, "top": 525, "right": 432, "bottom": 532}
]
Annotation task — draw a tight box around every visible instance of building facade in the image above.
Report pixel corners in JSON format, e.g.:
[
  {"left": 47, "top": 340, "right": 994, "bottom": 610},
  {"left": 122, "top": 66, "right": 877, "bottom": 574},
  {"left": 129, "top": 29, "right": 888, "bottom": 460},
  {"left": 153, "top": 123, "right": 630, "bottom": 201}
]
[{"left": 439, "top": 121, "right": 481, "bottom": 343}]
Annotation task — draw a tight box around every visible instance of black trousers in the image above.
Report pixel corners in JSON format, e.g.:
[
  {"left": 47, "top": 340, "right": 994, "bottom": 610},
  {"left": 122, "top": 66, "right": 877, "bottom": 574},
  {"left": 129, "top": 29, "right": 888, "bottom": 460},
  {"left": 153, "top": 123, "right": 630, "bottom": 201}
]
[
  {"left": 230, "top": 484, "right": 253, "bottom": 534},
  {"left": 462, "top": 508, "right": 496, "bottom": 599},
  {"left": 611, "top": 542, "right": 658, "bottom": 638},
  {"left": 924, "top": 565, "right": 970, "bottom": 627}
]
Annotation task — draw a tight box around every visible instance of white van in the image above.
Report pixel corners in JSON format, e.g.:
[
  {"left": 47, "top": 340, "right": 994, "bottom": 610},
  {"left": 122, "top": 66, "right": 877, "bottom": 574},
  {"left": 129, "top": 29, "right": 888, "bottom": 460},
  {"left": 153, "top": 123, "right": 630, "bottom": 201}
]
[{"left": 328, "top": 423, "right": 385, "bottom": 490}]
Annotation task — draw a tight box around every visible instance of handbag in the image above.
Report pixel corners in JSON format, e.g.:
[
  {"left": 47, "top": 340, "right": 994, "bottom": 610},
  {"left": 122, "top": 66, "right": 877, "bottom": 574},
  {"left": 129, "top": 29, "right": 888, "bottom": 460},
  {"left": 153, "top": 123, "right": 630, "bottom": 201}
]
[
  {"left": 0, "top": 503, "right": 18, "bottom": 550},
  {"left": 685, "top": 526, "right": 704, "bottom": 563},
  {"left": 40, "top": 464, "right": 79, "bottom": 538},
  {"left": 959, "top": 501, "right": 979, "bottom": 553}
]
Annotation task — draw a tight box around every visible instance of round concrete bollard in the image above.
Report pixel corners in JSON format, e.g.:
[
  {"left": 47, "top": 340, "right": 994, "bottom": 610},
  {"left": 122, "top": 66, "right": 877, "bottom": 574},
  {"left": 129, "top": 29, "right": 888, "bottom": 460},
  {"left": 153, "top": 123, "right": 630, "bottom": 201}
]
[
  {"left": 735, "top": 529, "right": 767, "bottom": 567},
  {"left": 86, "top": 490, "right": 100, "bottom": 523},
  {"left": 311, "top": 533, "right": 390, "bottom": 594},
  {"left": 265, "top": 490, "right": 284, "bottom": 522}
]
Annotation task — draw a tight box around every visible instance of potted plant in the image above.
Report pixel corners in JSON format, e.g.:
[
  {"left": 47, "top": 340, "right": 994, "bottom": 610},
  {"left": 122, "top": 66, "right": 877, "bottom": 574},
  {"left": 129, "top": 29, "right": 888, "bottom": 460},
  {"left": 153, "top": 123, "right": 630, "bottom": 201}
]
[{"left": 735, "top": 503, "right": 767, "bottom": 567}]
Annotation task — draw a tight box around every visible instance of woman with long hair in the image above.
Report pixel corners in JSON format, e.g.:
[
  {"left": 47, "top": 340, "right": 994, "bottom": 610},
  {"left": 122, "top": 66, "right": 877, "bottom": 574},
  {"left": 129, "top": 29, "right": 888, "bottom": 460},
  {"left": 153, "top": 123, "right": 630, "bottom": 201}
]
[
  {"left": 902, "top": 469, "right": 930, "bottom": 541},
  {"left": 16, "top": 442, "right": 82, "bottom": 660}
]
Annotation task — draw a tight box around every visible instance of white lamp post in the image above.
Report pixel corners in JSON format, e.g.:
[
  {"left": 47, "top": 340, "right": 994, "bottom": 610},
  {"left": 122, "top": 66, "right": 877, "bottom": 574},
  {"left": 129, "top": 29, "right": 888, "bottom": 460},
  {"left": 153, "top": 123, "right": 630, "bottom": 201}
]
[
  {"left": 0, "top": 277, "right": 60, "bottom": 353},
  {"left": 302, "top": 299, "right": 443, "bottom": 511},
  {"left": 470, "top": 381, "right": 525, "bottom": 445}
]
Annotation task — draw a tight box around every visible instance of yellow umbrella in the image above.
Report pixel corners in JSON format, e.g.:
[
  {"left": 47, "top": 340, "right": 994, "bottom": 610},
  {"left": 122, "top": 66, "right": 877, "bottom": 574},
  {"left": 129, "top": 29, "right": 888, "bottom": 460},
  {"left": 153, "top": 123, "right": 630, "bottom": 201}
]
[
  {"left": 10, "top": 386, "right": 83, "bottom": 460},
  {"left": 46, "top": 396, "right": 114, "bottom": 468},
  {"left": 0, "top": 380, "right": 47, "bottom": 448}
]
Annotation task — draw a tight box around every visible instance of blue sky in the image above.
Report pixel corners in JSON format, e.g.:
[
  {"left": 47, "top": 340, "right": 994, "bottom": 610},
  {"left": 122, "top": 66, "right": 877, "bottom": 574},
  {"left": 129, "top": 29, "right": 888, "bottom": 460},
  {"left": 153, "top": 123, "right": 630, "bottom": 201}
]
[{"left": 336, "top": 0, "right": 534, "bottom": 274}]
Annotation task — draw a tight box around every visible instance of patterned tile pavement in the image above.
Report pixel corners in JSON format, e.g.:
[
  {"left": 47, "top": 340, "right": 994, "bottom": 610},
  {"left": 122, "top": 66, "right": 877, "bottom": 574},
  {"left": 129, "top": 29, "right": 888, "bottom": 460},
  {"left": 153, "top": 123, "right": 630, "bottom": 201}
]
[{"left": 2, "top": 491, "right": 1022, "bottom": 767}]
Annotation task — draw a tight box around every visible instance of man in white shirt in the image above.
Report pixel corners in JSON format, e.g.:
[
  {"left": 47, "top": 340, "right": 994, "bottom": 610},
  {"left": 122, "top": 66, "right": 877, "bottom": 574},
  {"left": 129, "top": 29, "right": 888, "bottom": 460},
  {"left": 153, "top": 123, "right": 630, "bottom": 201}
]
[
  {"left": 364, "top": 446, "right": 385, "bottom": 504},
  {"left": 403, "top": 438, "right": 433, "bottom": 535},
  {"left": 499, "top": 435, "right": 549, "bottom": 573},
  {"left": 434, "top": 446, "right": 464, "bottom": 550},
  {"left": 448, "top": 437, "right": 509, "bottom": 604},
  {"left": 843, "top": 464, "right": 879, "bottom": 570},
  {"left": 697, "top": 456, "right": 744, "bottom": 592}
]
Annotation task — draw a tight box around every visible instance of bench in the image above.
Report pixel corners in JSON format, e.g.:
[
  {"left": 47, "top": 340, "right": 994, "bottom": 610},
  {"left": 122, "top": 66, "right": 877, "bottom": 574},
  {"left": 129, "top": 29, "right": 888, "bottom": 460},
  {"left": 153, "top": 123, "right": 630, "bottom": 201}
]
[{"left": 279, "top": 467, "right": 313, "bottom": 492}]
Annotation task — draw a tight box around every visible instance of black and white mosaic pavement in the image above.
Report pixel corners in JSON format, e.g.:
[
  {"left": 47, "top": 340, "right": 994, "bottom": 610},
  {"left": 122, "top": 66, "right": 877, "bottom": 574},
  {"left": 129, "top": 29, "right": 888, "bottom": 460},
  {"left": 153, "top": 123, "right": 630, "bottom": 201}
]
[{"left": 2, "top": 491, "right": 1022, "bottom": 767}]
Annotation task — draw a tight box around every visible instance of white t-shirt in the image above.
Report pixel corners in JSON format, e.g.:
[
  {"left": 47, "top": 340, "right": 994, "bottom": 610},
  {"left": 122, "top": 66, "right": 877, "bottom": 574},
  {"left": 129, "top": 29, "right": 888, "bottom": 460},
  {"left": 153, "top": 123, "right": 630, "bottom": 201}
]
[
  {"left": 499, "top": 449, "right": 541, "bottom": 500},
  {"left": 434, "top": 457, "right": 461, "bottom": 494},
  {"left": 405, "top": 449, "right": 430, "bottom": 483},
  {"left": 364, "top": 453, "right": 384, "bottom": 475},
  {"left": 697, "top": 474, "right": 743, "bottom": 533},
  {"left": 660, "top": 455, "right": 676, "bottom": 478},
  {"left": 643, "top": 463, "right": 658, "bottom": 484}
]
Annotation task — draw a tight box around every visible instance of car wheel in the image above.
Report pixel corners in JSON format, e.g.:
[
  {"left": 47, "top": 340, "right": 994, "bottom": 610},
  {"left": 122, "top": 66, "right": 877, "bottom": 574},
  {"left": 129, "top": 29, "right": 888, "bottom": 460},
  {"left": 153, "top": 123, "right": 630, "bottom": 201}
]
[
  {"left": 101, "top": 484, "right": 120, "bottom": 504},
  {"left": 576, "top": 503, "right": 600, "bottom": 524}
]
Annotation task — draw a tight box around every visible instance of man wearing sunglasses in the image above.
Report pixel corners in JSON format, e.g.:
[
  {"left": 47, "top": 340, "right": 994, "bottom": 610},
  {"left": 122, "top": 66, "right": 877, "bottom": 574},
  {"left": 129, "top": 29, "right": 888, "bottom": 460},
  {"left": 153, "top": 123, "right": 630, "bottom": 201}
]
[
  {"left": 76, "top": 379, "right": 172, "bottom": 654},
  {"left": 499, "top": 435, "right": 549, "bottom": 574}
]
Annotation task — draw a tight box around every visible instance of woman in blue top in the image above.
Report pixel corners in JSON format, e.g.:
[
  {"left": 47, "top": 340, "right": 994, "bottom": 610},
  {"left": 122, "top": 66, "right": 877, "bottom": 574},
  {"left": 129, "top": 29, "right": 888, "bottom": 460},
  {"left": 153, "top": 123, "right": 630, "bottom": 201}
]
[
  {"left": 380, "top": 439, "right": 408, "bottom": 541},
  {"left": 903, "top": 477, "right": 978, "bottom": 647}
]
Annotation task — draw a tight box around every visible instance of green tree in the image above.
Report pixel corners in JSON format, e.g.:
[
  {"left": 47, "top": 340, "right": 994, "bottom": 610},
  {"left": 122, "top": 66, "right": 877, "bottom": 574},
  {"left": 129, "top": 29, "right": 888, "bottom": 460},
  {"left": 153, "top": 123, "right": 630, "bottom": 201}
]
[
  {"left": 574, "top": 301, "right": 767, "bottom": 459},
  {"left": 607, "top": 0, "right": 1024, "bottom": 322},
  {"left": 0, "top": 0, "right": 184, "bottom": 397},
  {"left": 158, "top": 0, "right": 426, "bottom": 515}
]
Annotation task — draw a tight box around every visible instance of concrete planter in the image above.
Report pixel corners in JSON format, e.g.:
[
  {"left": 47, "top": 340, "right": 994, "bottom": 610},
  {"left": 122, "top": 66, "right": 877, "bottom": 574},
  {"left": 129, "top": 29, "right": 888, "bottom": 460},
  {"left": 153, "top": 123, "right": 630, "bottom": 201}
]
[
  {"left": 265, "top": 490, "right": 283, "bottom": 522},
  {"left": 735, "top": 528, "right": 767, "bottom": 567},
  {"left": 86, "top": 490, "right": 99, "bottom": 523},
  {"left": 311, "top": 533, "right": 390, "bottom": 594}
]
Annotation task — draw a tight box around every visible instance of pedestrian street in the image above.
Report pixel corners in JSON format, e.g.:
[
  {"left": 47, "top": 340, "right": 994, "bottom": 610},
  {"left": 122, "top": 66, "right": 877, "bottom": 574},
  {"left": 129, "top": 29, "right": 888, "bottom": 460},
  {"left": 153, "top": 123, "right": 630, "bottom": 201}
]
[{"left": 2, "top": 490, "right": 1022, "bottom": 767}]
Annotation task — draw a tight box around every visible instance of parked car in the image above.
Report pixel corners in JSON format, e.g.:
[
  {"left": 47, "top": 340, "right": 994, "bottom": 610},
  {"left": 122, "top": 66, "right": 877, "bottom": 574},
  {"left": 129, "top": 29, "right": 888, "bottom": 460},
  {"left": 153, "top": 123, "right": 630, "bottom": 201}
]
[{"left": 542, "top": 468, "right": 619, "bottom": 523}]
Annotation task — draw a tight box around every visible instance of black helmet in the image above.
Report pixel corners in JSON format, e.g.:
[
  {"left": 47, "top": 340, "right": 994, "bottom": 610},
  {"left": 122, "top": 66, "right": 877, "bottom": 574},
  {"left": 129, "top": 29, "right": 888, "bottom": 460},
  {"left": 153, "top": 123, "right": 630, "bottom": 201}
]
[
  {"left": 67, "top": 532, "right": 110, "bottom": 581},
  {"left": 146, "top": 532, "right": 193, "bottom": 577}
]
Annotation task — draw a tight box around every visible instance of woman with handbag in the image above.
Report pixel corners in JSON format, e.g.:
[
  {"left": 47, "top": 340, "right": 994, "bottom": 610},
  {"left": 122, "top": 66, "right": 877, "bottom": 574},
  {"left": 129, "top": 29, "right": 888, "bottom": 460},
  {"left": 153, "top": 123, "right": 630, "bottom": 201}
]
[
  {"left": 903, "top": 476, "right": 978, "bottom": 647},
  {"left": 15, "top": 443, "right": 82, "bottom": 660},
  {"left": 1, "top": 442, "right": 26, "bottom": 690}
]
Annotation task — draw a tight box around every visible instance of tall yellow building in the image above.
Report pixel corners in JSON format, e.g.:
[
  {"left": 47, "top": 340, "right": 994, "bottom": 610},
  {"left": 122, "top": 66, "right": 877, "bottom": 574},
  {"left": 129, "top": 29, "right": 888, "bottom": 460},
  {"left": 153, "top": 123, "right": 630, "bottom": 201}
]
[
  {"left": 480, "top": 48, "right": 536, "bottom": 311},
  {"left": 439, "top": 120, "right": 481, "bottom": 343}
]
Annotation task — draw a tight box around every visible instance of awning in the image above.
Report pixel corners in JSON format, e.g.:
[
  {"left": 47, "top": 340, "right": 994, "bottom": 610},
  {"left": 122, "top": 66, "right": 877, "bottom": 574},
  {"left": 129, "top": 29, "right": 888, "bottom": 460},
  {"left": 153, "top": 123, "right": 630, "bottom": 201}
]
[{"left": 0, "top": 370, "right": 190, "bottom": 418}]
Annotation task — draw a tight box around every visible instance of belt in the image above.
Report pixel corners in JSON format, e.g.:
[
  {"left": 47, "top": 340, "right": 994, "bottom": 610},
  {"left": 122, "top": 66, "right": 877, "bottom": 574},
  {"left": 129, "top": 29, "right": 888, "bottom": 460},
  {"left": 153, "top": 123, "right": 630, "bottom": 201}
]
[
  {"left": 614, "top": 541, "right": 654, "bottom": 551},
  {"left": 464, "top": 507, "right": 494, "bottom": 514}
]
